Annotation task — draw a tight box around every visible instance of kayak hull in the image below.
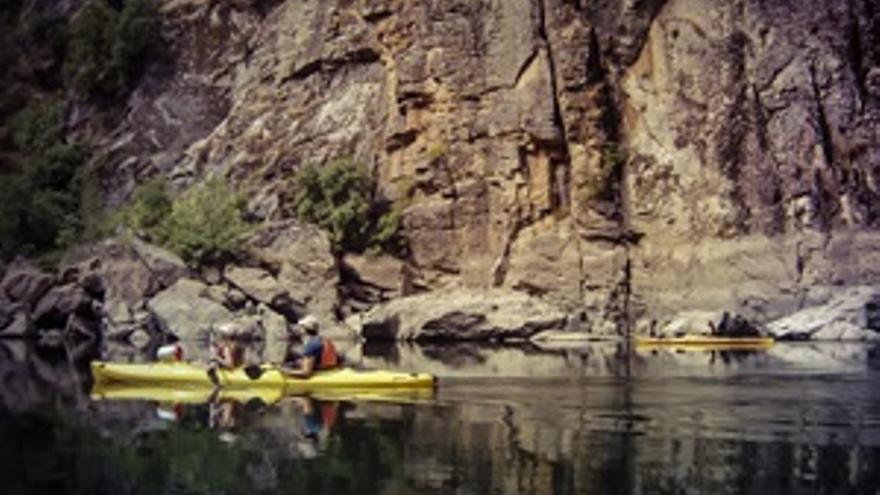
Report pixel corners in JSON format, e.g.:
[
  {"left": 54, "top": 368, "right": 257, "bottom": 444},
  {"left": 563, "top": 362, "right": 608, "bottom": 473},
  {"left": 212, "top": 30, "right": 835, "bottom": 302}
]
[
  {"left": 91, "top": 361, "right": 436, "bottom": 390},
  {"left": 90, "top": 383, "right": 435, "bottom": 404},
  {"left": 634, "top": 336, "right": 774, "bottom": 349}
]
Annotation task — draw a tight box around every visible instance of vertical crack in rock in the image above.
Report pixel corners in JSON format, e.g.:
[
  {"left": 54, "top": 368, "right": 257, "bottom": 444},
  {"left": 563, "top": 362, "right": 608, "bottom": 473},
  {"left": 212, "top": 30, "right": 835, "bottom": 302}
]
[
  {"left": 716, "top": 29, "right": 751, "bottom": 232},
  {"left": 809, "top": 64, "right": 836, "bottom": 169},
  {"left": 847, "top": 0, "right": 867, "bottom": 107},
  {"left": 537, "top": 0, "right": 573, "bottom": 213},
  {"left": 808, "top": 63, "right": 837, "bottom": 232},
  {"left": 490, "top": 214, "right": 523, "bottom": 287}
]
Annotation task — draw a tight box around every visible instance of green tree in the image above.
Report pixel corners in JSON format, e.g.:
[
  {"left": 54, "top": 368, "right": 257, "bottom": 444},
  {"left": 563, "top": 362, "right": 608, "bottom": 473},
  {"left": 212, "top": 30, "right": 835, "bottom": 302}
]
[
  {"left": 11, "top": 99, "right": 64, "bottom": 153},
  {"left": 0, "top": 100, "right": 90, "bottom": 259},
  {"left": 126, "top": 177, "right": 172, "bottom": 238},
  {"left": 161, "top": 178, "right": 251, "bottom": 266},
  {"left": 113, "top": 0, "right": 159, "bottom": 86},
  {"left": 64, "top": 0, "right": 159, "bottom": 101},
  {"left": 290, "top": 160, "right": 406, "bottom": 255},
  {"left": 64, "top": 0, "right": 120, "bottom": 99}
]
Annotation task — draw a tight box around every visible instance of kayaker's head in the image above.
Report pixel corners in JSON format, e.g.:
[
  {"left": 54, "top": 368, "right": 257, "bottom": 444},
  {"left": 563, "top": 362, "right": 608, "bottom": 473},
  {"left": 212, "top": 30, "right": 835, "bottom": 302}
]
[{"left": 298, "top": 315, "right": 320, "bottom": 336}]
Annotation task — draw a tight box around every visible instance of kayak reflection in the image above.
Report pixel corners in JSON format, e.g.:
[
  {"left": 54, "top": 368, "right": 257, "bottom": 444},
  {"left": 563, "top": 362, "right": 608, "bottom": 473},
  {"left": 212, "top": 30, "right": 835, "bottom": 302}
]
[{"left": 90, "top": 382, "right": 434, "bottom": 454}]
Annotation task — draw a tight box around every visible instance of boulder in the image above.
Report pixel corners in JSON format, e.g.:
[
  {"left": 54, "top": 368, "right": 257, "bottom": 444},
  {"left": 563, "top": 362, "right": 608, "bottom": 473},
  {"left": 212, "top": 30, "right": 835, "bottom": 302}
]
[
  {"left": 61, "top": 237, "right": 188, "bottom": 327},
  {"left": 355, "top": 289, "right": 567, "bottom": 342},
  {"left": 648, "top": 310, "right": 764, "bottom": 338},
  {"left": 258, "top": 304, "right": 289, "bottom": 342},
  {"left": 0, "top": 300, "right": 14, "bottom": 330},
  {"left": 224, "top": 266, "right": 289, "bottom": 307},
  {"left": 1, "top": 259, "right": 54, "bottom": 309},
  {"left": 246, "top": 220, "right": 339, "bottom": 323},
  {"left": 768, "top": 286, "right": 880, "bottom": 341},
  {"left": 64, "top": 313, "right": 102, "bottom": 340},
  {"left": 147, "top": 278, "right": 235, "bottom": 341},
  {"left": 0, "top": 309, "right": 31, "bottom": 338},
  {"left": 32, "top": 285, "right": 96, "bottom": 330},
  {"left": 339, "top": 254, "right": 407, "bottom": 317},
  {"left": 342, "top": 254, "right": 405, "bottom": 295}
]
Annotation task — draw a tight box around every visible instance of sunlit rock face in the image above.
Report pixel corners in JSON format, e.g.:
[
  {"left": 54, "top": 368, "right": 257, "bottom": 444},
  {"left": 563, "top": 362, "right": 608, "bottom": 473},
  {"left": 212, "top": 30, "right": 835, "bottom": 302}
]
[
  {"left": 623, "top": 0, "right": 880, "bottom": 328},
  {"left": 95, "top": 0, "right": 880, "bottom": 334}
]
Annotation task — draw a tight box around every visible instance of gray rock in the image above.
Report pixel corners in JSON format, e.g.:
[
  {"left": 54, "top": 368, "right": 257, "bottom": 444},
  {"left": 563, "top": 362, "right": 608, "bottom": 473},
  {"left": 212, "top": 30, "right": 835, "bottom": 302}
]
[
  {"left": 768, "top": 286, "right": 880, "bottom": 341},
  {"left": 0, "top": 310, "right": 31, "bottom": 338},
  {"left": 147, "top": 278, "right": 235, "bottom": 341},
  {"left": 32, "top": 285, "right": 95, "bottom": 330},
  {"left": 64, "top": 313, "right": 101, "bottom": 340},
  {"left": 1, "top": 259, "right": 54, "bottom": 309},
  {"left": 356, "top": 289, "right": 567, "bottom": 342},
  {"left": 342, "top": 254, "right": 405, "bottom": 294},
  {"left": 61, "top": 237, "right": 188, "bottom": 327},
  {"left": 246, "top": 220, "right": 339, "bottom": 323},
  {"left": 651, "top": 310, "right": 764, "bottom": 338},
  {"left": 224, "top": 266, "right": 288, "bottom": 306},
  {"left": 259, "top": 304, "right": 289, "bottom": 342},
  {"left": 0, "top": 299, "right": 14, "bottom": 330}
]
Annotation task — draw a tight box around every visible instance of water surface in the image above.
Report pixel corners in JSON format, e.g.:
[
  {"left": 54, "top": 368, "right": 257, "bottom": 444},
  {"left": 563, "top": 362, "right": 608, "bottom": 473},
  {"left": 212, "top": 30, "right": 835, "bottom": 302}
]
[{"left": 1, "top": 339, "right": 879, "bottom": 494}]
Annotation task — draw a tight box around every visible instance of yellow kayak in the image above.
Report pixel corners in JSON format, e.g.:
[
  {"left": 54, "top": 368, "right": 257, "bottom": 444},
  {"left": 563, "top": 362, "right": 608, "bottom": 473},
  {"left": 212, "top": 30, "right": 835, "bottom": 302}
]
[
  {"left": 90, "top": 383, "right": 435, "bottom": 405},
  {"left": 91, "top": 361, "right": 436, "bottom": 390},
  {"left": 634, "top": 336, "right": 775, "bottom": 349}
]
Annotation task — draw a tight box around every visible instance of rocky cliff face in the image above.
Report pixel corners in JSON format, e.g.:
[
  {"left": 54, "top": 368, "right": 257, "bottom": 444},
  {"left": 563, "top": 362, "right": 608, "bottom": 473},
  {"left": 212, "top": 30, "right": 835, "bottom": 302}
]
[{"left": 95, "top": 0, "right": 880, "bottom": 334}]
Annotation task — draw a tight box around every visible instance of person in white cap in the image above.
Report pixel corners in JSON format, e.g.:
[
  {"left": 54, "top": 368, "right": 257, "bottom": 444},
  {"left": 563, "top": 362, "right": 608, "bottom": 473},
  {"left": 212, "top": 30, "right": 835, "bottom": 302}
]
[{"left": 285, "top": 315, "right": 339, "bottom": 378}]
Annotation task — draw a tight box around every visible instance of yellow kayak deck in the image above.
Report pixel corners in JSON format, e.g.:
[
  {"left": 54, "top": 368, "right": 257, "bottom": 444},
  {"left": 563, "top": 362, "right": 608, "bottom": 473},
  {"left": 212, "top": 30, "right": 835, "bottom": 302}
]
[
  {"left": 634, "top": 336, "right": 775, "bottom": 349},
  {"left": 91, "top": 361, "right": 436, "bottom": 391}
]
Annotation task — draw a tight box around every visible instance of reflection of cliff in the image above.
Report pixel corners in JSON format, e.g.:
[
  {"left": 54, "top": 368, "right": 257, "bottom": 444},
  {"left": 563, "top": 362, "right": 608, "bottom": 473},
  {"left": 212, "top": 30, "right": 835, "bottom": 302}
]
[
  {"left": 0, "top": 339, "right": 96, "bottom": 413},
  {"left": 354, "top": 341, "right": 880, "bottom": 378},
  {"left": 398, "top": 382, "right": 880, "bottom": 494}
]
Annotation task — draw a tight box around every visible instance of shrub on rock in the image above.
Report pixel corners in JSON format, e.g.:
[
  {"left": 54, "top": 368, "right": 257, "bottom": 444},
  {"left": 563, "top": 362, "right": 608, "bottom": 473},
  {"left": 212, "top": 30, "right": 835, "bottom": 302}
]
[
  {"left": 160, "top": 178, "right": 251, "bottom": 266},
  {"left": 289, "top": 159, "right": 405, "bottom": 256}
]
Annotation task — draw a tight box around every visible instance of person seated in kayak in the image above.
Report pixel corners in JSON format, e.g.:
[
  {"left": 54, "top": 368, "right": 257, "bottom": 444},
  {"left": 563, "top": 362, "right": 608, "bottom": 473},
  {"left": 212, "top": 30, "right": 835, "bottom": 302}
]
[
  {"left": 207, "top": 333, "right": 244, "bottom": 386},
  {"left": 285, "top": 315, "right": 339, "bottom": 378}
]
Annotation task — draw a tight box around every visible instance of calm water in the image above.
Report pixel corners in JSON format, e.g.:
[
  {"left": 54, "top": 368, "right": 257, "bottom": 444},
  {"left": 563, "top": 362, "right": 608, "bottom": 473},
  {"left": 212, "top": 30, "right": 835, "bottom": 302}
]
[{"left": 1, "top": 339, "right": 880, "bottom": 495}]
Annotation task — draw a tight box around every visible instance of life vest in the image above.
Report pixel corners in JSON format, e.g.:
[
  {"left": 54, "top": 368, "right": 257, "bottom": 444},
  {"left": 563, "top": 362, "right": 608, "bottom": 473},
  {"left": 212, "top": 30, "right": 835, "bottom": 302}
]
[{"left": 319, "top": 338, "right": 339, "bottom": 369}]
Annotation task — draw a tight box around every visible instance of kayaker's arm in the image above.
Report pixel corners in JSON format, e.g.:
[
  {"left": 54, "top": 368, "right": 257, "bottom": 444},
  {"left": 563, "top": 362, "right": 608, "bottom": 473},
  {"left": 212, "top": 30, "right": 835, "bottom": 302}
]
[{"left": 287, "top": 356, "right": 316, "bottom": 378}]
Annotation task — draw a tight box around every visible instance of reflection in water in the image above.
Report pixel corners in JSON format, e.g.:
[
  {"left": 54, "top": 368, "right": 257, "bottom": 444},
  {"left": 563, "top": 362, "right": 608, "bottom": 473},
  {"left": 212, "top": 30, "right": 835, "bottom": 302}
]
[{"left": 1, "top": 340, "right": 880, "bottom": 494}]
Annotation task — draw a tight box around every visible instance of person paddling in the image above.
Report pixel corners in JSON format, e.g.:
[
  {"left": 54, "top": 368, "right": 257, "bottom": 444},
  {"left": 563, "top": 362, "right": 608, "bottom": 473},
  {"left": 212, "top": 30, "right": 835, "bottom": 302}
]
[
  {"left": 207, "top": 333, "right": 244, "bottom": 388},
  {"left": 285, "top": 315, "right": 339, "bottom": 378}
]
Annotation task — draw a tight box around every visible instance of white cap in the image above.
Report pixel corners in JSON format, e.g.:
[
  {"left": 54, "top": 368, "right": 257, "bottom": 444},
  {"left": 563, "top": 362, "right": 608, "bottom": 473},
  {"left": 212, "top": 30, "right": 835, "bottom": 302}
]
[{"left": 298, "top": 315, "right": 319, "bottom": 331}]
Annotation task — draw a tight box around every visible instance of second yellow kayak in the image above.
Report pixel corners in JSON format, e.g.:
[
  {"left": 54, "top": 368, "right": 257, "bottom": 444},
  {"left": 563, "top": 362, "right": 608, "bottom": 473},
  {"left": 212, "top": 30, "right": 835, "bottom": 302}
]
[{"left": 635, "top": 335, "right": 775, "bottom": 349}]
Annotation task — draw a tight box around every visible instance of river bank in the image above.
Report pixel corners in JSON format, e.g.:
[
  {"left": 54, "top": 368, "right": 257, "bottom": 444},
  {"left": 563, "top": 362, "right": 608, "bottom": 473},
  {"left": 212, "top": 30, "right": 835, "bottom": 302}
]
[{"left": 3, "top": 235, "right": 880, "bottom": 348}]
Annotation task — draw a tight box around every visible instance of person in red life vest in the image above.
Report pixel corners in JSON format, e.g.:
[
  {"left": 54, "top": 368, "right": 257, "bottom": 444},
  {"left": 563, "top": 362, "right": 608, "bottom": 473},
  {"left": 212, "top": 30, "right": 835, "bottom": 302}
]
[{"left": 285, "top": 315, "right": 339, "bottom": 378}]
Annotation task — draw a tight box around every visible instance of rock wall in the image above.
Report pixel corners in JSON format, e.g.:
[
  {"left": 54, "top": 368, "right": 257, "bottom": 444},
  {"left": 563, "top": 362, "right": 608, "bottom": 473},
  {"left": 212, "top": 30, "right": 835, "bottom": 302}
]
[{"left": 93, "top": 0, "right": 880, "bottom": 334}]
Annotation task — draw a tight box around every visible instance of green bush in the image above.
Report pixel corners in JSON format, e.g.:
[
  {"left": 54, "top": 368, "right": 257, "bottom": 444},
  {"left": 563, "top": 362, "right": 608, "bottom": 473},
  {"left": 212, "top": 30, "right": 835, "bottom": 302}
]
[
  {"left": 0, "top": 101, "right": 91, "bottom": 260},
  {"left": 75, "top": 169, "right": 121, "bottom": 243},
  {"left": 11, "top": 100, "right": 64, "bottom": 153},
  {"left": 160, "top": 178, "right": 251, "bottom": 266},
  {"left": 290, "top": 160, "right": 406, "bottom": 255},
  {"left": 64, "top": 0, "right": 159, "bottom": 101},
  {"left": 126, "top": 177, "right": 171, "bottom": 237}
]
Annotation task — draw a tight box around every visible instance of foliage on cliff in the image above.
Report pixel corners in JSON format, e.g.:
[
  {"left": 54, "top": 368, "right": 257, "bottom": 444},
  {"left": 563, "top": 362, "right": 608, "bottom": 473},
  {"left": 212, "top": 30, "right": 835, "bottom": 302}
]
[
  {"left": 0, "top": 100, "right": 91, "bottom": 261},
  {"left": 126, "top": 177, "right": 251, "bottom": 266},
  {"left": 65, "top": 0, "right": 160, "bottom": 101},
  {"left": 289, "top": 160, "right": 405, "bottom": 256},
  {"left": 0, "top": 0, "right": 163, "bottom": 263}
]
